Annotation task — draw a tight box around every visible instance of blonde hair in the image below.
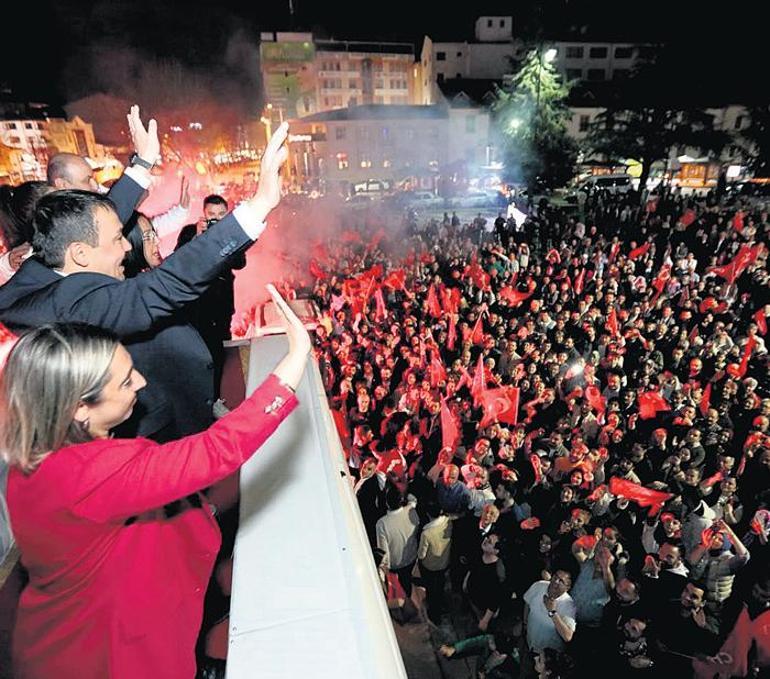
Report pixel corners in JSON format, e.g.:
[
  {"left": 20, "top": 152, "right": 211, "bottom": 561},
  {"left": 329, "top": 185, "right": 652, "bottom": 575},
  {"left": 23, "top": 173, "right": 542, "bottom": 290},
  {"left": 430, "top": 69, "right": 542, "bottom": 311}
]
[{"left": 0, "top": 323, "right": 118, "bottom": 473}]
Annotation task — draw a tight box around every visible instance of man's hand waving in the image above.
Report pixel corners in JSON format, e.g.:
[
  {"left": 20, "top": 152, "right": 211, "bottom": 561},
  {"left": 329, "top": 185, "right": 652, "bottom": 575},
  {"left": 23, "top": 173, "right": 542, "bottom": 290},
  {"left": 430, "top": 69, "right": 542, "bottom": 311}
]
[
  {"left": 127, "top": 105, "right": 160, "bottom": 166},
  {"left": 247, "top": 122, "right": 289, "bottom": 226}
]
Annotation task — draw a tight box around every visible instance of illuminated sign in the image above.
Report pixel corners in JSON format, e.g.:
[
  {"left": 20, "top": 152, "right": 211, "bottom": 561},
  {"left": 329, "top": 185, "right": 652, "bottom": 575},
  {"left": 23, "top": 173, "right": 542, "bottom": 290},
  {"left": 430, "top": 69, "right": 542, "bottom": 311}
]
[{"left": 289, "top": 134, "right": 312, "bottom": 142}]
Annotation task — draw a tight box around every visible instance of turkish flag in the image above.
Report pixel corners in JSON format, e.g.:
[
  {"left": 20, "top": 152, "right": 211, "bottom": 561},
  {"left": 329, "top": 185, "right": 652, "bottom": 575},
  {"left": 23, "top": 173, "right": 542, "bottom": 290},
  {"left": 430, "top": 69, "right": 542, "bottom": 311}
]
[
  {"left": 738, "top": 336, "right": 757, "bottom": 377},
  {"left": 309, "top": 259, "right": 327, "bottom": 279},
  {"left": 608, "top": 477, "right": 674, "bottom": 516},
  {"left": 499, "top": 280, "right": 536, "bottom": 307},
  {"left": 681, "top": 209, "right": 697, "bottom": 227},
  {"left": 441, "top": 399, "right": 460, "bottom": 453},
  {"left": 585, "top": 384, "right": 606, "bottom": 414},
  {"left": 447, "top": 314, "right": 457, "bottom": 350},
  {"left": 699, "top": 382, "right": 712, "bottom": 417},
  {"left": 430, "top": 353, "right": 447, "bottom": 388},
  {"left": 479, "top": 386, "right": 520, "bottom": 428},
  {"left": 606, "top": 308, "right": 620, "bottom": 337},
  {"left": 340, "top": 230, "right": 362, "bottom": 243},
  {"left": 711, "top": 244, "right": 763, "bottom": 285},
  {"left": 471, "top": 315, "right": 485, "bottom": 345},
  {"left": 471, "top": 353, "right": 487, "bottom": 406},
  {"left": 638, "top": 391, "right": 671, "bottom": 420},
  {"left": 732, "top": 211, "right": 745, "bottom": 233},
  {"left": 653, "top": 264, "right": 671, "bottom": 293},
  {"left": 628, "top": 242, "right": 651, "bottom": 260},
  {"left": 573, "top": 268, "right": 586, "bottom": 295},
  {"left": 374, "top": 287, "right": 387, "bottom": 321},
  {"left": 464, "top": 261, "right": 491, "bottom": 291},
  {"left": 427, "top": 284, "right": 442, "bottom": 318},
  {"left": 754, "top": 308, "right": 768, "bottom": 335},
  {"left": 384, "top": 269, "right": 407, "bottom": 292}
]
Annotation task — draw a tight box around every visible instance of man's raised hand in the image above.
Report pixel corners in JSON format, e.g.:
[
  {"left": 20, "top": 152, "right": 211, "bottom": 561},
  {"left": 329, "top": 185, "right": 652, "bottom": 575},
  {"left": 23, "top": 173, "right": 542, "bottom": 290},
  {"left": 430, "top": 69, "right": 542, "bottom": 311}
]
[
  {"left": 250, "top": 122, "right": 289, "bottom": 216},
  {"left": 126, "top": 105, "right": 160, "bottom": 165}
]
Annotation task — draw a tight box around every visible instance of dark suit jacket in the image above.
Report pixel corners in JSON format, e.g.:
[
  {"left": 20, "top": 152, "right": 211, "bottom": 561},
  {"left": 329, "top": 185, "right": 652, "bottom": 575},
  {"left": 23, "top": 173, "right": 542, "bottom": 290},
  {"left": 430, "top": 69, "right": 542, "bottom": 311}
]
[
  {"left": 0, "top": 211, "right": 253, "bottom": 439},
  {"left": 106, "top": 171, "right": 147, "bottom": 225}
]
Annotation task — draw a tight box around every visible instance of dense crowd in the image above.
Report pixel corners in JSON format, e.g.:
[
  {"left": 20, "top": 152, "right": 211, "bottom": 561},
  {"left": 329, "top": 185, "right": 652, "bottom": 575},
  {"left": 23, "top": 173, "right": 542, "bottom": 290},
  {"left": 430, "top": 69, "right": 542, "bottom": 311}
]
[{"left": 304, "top": 188, "right": 770, "bottom": 678}]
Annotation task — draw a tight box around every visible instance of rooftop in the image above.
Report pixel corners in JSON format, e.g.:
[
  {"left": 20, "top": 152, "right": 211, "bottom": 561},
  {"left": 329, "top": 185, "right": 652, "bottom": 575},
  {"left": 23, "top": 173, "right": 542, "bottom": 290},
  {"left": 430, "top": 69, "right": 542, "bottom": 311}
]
[{"left": 296, "top": 104, "right": 448, "bottom": 123}]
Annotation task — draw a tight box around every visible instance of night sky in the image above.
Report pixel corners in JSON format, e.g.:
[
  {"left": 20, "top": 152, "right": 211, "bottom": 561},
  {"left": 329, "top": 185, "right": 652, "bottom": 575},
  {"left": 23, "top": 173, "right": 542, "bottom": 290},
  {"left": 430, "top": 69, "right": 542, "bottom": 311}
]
[{"left": 2, "top": 0, "right": 766, "bottom": 105}]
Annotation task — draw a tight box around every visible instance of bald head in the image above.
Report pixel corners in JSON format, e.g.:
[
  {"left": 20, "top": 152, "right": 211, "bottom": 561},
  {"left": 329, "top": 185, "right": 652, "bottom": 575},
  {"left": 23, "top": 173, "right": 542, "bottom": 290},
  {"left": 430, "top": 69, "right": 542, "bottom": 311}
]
[{"left": 47, "top": 153, "right": 98, "bottom": 191}]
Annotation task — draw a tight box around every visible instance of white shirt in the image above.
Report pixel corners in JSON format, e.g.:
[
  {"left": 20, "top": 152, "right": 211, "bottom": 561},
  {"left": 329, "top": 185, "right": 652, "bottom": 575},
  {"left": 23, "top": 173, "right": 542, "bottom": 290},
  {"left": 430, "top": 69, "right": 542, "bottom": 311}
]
[
  {"left": 524, "top": 580, "right": 577, "bottom": 652},
  {"left": 376, "top": 505, "right": 420, "bottom": 571}
]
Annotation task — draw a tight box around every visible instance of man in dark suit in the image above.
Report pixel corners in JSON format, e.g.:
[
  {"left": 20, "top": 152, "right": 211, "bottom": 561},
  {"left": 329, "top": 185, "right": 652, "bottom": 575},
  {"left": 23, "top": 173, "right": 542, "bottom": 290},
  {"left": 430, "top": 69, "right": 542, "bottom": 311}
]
[
  {"left": 175, "top": 194, "right": 247, "bottom": 398},
  {"left": 0, "top": 115, "right": 289, "bottom": 442}
]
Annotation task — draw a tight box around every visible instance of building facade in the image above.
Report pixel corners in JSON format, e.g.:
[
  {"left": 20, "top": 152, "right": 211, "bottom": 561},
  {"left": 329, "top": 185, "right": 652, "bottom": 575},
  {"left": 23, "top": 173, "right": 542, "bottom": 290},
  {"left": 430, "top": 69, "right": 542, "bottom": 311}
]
[{"left": 287, "top": 104, "right": 494, "bottom": 196}]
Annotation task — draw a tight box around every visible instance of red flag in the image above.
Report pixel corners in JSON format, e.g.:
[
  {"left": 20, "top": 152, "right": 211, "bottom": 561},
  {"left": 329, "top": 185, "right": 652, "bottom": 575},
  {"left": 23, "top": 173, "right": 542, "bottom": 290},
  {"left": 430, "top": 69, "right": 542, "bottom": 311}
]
[
  {"left": 471, "top": 315, "right": 485, "bottom": 345},
  {"left": 369, "top": 228, "right": 386, "bottom": 250},
  {"left": 609, "top": 242, "right": 621, "bottom": 263},
  {"left": 479, "top": 386, "right": 520, "bottom": 428},
  {"left": 427, "top": 284, "right": 442, "bottom": 318},
  {"left": 732, "top": 211, "right": 745, "bottom": 234},
  {"left": 584, "top": 384, "right": 606, "bottom": 414},
  {"left": 710, "top": 244, "right": 762, "bottom": 285},
  {"left": 499, "top": 280, "right": 536, "bottom": 307},
  {"left": 464, "top": 260, "right": 491, "bottom": 291},
  {"left": 447, "top": 314, "right": 457, "bottom": 350},
  {"left": 383, "top": 269, "right": 407, "bottom": 292},
  {"left": 309, "top": 259, "right": 327, "bottom": 279},
  {"left": 440, "top": 400, "right": 460, "bottom": 453},
  {"left": 545, "top": 248, "right": 561, "bottom": 264},
  {"left": 754, "top": 308, "right": 768, "bottom": 335},
  {"left": 608, "top": 477, "right": 673, "bottom": 517},
  {"left": 628, "top": 242, "right": 651, "bottom": 260},
  {"left": 701, "top": 470, "right": 724, "bottom": 489},
  {"left": 652, "top": 264, "right": 671, "bottom": 293},
  {"left": 699, "top": 382, "right": 712, "bottom": 417},
  {"left": 340, "top": 230, "right": 362, "bottom": 243},
  {"left": 738, "top": 336, "right": 757, "bottom": 377},
  {"left": 573, "top": 268, "right": 586, "bottom": 296},
  {"left": 638, "top": 391, "right": 671, "bottom": 420},
  {"left": 331, "top": 408, "right": 350, "bottom": 447},
  {"left": 606, "top": 308, "right": 620, "bottom": 337},
  {"left": 471, "top": 354, "right": 486, "bottom": 406},
  {"left": 430, "top": 353, "right": 447, "bottom": 388},
  {"left": 680, "top": 209, "right": 696, "bottom": 227},
  {"left": 311, "top": 242, "right": 329, "bottom": 262},
  {"left": 529, "top": 454, "right": 543, "bottom": 485},
  {"left": 374, "top": 287, "right": 387, "bottom": 322}
]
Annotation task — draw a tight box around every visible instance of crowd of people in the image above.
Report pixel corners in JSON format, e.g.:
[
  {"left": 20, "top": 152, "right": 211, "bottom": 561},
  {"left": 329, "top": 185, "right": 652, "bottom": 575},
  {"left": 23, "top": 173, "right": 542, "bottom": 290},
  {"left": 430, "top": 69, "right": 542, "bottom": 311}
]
[
  {"left": 302, "top": 185, "right": 770, "bottom": 677},
  {"left": 1, "top": 104, "right": 770, "bottom": 679}
]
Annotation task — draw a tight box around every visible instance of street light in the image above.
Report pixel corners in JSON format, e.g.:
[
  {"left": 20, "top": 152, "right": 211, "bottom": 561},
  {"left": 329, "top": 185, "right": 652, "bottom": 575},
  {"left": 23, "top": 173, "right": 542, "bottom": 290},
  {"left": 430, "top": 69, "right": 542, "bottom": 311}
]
[
  {"left": 509, "top": 118, "right": 522, "bottom": 132},
  {"left": 544, "top": 48, "right": 557, "bottom": 63}
]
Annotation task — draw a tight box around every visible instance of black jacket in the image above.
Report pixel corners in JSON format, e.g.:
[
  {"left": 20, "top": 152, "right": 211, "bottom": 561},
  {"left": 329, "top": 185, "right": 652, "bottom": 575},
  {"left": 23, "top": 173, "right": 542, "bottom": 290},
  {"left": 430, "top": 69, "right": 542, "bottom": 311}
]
[{"left": 0, "top": 181, "right": 253, "bottom": 439}]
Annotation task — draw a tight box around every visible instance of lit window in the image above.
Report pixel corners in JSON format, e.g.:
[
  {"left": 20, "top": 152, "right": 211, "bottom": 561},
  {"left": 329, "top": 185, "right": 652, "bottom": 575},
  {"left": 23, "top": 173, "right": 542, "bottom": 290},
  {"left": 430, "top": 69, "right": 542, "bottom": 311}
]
[
  {"left": 383, "top": 159, "right": 391, "bottom": 168},
  {"left": 336, "top": 152, "right": 349, "bottom": 170}
]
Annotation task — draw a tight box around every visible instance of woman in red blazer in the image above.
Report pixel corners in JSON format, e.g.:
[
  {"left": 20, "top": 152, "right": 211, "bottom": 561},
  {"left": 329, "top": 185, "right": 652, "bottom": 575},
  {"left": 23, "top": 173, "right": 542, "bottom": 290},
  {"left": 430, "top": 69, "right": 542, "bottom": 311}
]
[{"left": 0, "top": 285, "right": 310, "bottom": 679}]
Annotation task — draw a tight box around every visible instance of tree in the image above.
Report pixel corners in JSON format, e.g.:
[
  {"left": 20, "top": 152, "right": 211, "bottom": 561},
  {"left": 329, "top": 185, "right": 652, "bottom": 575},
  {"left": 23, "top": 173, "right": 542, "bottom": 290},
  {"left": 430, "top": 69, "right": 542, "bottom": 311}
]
[
  {"left": 585, "top": 65, "right": 729, "bottom": 202},
  {"left": 491, "top": 49, "right": 578, "bottom": 190}
]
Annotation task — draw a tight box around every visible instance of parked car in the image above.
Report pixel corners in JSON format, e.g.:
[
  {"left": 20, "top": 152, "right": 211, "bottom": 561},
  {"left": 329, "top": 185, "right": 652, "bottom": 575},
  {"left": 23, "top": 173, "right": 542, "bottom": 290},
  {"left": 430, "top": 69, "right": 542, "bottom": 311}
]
[
  {"left": 451, "top": 189, "right": 496, "bottom": 208},
  {"left": 573, "top": 173, "right": 634, "bottom": 195},
  {"left": 406, "top": 191, "right": 446, "bottom": 209}
]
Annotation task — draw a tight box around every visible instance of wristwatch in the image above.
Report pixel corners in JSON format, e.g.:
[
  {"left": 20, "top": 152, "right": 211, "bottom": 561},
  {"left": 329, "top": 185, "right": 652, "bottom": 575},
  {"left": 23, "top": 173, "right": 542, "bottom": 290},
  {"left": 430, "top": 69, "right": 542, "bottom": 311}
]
[
  {"left": 548, "top": 610, "right": 556, "bottom": 618},
  {"left": 129, "top": 153, "right": 154, "bottom": 170}
]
